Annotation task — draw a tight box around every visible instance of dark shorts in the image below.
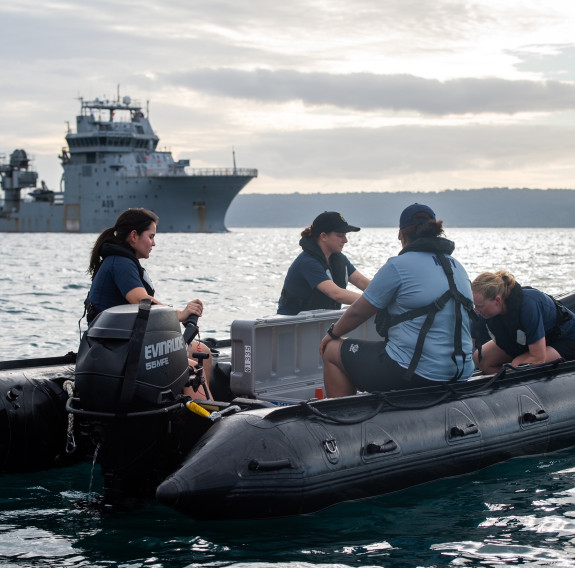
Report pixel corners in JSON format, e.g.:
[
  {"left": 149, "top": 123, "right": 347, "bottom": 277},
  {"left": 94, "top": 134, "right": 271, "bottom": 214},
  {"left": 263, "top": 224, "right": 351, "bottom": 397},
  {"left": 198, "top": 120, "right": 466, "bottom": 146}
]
[
  {"left": 549, "top": 337, "right": 575, "bottom": 361},
  {"left": 340, "top": 339, "right": 431, "bottom": 392}
]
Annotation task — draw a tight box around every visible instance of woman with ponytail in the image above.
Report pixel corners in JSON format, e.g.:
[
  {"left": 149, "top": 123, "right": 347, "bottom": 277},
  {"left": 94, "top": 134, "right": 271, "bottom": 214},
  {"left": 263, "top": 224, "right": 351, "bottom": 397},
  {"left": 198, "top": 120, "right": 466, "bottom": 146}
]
[
  {"left": 277, "top": 211, "right": 370, "bottom": 315},
  {"left": 86, "top": 208, "right": 212, "bottom": 398}
]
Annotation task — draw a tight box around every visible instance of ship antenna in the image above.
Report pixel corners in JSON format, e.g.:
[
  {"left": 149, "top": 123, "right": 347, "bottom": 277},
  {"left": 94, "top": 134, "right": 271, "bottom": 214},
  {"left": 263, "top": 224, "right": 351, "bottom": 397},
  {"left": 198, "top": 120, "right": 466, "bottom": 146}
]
[
  {"left": 232, "top": 147, "right": 237, "bottom": 174},
  {"left": 117, "top": 83, "right": 120, "bottom": 103}
]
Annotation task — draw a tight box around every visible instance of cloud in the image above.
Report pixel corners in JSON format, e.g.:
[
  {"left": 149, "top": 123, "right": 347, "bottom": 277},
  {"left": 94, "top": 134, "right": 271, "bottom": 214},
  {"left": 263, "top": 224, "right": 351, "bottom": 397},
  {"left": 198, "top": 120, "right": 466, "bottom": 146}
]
[
  {"left": 161, "top": 69, "right": 575, "bottom": 115},
  {"left": 512, "top": 44, "right": 575, "bottom": 81},
  {"left": 2, "top": 0, "right": 575, "bottom": 195},
  {"left": 242, "top": 122, "right": 575, "bottom": 180}
]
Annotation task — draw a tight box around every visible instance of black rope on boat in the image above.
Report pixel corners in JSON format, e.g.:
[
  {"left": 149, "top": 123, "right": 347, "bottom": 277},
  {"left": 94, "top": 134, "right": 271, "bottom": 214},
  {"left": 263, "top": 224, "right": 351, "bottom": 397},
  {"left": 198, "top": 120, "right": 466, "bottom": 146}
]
[
  {"left": 368, "top": 358, "right": 568, "bottom": 411},
  {"left": 66, "top": 397, "right": 186, "bottom": 419},
  {"left": 373, "top": 386, "right": 459, "bottom": 411},
  {"left": 368, "top": 365, "right": 511, "bottom": 411},
  {"left": 298, "top": 398, "right": 388, "bottom": 425},
  {"left": 299, "top": 364, "right": 519, "bottom": 420},
  {"left": 0, "top": 351, "right": 77, "bottom": 371}
]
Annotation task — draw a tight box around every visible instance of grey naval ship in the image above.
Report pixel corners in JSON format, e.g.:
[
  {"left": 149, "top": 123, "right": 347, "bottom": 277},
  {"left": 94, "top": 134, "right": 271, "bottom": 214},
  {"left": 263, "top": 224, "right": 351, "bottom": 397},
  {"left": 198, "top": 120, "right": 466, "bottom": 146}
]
[{"left": 0, "top": 95, "right": 257, "bottom": 232}]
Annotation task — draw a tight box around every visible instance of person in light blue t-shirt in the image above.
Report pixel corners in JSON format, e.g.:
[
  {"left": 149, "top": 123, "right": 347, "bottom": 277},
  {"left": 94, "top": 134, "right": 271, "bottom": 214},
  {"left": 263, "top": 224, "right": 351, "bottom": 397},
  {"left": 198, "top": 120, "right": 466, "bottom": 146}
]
[{"left": 320, "top": 203, "right": 476, "bottom": 398}]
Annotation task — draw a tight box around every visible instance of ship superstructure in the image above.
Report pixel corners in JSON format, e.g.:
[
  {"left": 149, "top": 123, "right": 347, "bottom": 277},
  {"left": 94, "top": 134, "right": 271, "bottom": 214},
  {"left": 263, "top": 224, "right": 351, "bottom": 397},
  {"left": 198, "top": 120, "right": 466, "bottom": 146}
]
[{"left": 0, "top": 95, "right": 257, "bottom": 232}]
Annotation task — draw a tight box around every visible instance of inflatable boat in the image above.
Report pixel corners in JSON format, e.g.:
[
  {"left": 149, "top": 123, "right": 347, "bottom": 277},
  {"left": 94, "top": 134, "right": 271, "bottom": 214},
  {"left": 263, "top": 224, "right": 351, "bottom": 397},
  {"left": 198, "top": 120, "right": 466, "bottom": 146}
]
[{"left": 2, "top": 293, "right": 575, "bottom": 520}]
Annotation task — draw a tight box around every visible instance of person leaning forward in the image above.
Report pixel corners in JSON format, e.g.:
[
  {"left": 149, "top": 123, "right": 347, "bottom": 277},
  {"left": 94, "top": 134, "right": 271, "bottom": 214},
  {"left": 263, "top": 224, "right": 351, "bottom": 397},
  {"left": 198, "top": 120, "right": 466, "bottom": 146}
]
[
  {"left": 471, "top": 270, "right": 575, "bottom": 374},
  {"left": 277, "top": 211, "right": 370, "bottom": 315},
  {"left": 321, "top": 203, "right": 476, "bottom": 398}
]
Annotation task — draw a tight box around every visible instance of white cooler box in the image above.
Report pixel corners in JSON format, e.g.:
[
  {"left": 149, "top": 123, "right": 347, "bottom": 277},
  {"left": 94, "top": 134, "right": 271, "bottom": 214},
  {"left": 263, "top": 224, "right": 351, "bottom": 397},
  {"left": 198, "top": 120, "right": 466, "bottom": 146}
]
[{"left": 230, "top": 309, "right": 380, "bottom": 405}]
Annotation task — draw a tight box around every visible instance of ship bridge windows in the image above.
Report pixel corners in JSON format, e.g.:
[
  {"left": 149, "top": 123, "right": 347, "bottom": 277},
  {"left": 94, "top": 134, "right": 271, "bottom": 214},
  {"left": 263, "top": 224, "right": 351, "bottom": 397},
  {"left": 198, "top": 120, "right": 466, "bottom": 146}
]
[
  {"left": 69, "top": 137, "right": 98, "bottom": 147},
  {"left": 69, "top": 135, "right": 149, "bottom": 149},
  {"left": 96, "top": 136, "right": 134, "bottom": 147}
]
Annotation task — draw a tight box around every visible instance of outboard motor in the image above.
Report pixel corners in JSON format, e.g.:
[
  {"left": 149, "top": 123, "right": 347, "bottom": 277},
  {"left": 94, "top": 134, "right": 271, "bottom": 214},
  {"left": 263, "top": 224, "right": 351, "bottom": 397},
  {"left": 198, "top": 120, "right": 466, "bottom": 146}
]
[
  {"left": 71, "top": 301, "right": 208, "bottom": 508},
  {"left": 75, "top": 303, "right": 189, "bottom": 411}
]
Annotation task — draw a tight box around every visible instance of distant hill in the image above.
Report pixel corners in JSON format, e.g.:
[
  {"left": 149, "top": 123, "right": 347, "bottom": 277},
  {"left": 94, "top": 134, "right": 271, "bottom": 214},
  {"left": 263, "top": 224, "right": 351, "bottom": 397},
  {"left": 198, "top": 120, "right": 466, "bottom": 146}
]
[{"left": 226, "top": 188, "right": 575, "bottom": 228}]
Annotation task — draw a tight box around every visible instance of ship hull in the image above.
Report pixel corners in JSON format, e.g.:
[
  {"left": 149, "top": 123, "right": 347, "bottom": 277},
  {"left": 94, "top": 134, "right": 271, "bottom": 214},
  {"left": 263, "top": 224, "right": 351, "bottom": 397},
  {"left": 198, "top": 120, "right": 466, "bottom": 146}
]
[{"left": 0, "top": 173, "right": 254, "bottom": 233}]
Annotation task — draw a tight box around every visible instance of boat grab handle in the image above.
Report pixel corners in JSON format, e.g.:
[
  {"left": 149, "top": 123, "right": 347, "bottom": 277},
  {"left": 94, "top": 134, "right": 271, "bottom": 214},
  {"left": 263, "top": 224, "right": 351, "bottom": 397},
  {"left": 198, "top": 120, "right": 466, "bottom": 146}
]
[
  {"left": 366, "top": 440, "right": 398, "bottom": 454},
  {"left": 450, "top": 424, "right": 479, "bottom": 438},
  {"left": 248, "top": 458, "right": 292, "bottom": 471},
  {"left": 522, "top": 409, "right": 549, "bottom": 423}
]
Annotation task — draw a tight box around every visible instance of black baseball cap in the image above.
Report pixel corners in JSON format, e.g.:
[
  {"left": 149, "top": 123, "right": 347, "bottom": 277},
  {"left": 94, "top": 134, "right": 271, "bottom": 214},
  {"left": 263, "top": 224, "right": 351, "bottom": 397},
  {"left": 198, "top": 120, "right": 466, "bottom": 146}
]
[
  {"left": 311, "top": 211, "right": 361, "bottom": 236},
  {"left": 399, "top": 203, "right": 436, "bottom": 229}
]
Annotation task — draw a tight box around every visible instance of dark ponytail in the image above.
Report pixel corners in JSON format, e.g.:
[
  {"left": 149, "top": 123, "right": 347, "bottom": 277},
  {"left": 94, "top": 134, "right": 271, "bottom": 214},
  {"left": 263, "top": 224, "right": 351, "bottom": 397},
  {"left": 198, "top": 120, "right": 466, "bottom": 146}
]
[{"left": 88, "top": 208, "right": 158, "bottom": 277}]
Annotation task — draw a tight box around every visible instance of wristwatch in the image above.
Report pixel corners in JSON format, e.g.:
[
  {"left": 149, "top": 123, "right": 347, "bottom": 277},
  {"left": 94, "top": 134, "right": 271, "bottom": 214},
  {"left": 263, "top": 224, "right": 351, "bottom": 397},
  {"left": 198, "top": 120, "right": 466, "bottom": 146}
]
[{"left": 327, "top": 323, "right": 340, "bottom": 340}]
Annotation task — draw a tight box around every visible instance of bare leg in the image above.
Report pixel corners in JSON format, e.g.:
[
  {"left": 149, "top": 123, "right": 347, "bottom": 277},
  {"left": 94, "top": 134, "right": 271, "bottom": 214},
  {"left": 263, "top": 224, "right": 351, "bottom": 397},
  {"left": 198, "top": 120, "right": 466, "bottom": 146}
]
[
  {"left": 322, "top": 339, "right": 357, "bottom": 398},
  {"left": 474, "top": 340, "right": 512, "bottom": 374}
]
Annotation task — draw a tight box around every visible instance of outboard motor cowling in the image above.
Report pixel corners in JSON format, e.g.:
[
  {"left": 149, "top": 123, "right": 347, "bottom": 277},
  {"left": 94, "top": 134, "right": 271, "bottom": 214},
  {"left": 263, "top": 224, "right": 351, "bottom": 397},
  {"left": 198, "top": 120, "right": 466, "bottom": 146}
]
[{"left": 75, "top": 303, "right": 189, "bottom": 412}]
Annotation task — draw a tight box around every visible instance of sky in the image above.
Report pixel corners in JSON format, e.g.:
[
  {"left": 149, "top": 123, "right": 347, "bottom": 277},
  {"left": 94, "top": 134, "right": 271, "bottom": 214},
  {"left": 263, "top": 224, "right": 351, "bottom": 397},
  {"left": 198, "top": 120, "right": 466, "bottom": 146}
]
[{"left": 2, "top": 0, "right": 575, "bottom": 195}]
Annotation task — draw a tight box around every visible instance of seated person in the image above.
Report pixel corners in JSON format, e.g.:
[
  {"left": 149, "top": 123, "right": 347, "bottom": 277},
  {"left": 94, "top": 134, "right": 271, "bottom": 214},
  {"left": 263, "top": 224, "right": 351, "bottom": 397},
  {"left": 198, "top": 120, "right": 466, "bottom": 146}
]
[
  {"left": 277, "top": 211, "right": 370, "bottom": 315},
  {"left": 472, "top": 270, "right": 575, "bottom": 374},
  {"left": 321, "top": 203, "right": 475, "bottom": 397},
  {"left": 85, "top": 207, "right": 212, "bottom": 399}
]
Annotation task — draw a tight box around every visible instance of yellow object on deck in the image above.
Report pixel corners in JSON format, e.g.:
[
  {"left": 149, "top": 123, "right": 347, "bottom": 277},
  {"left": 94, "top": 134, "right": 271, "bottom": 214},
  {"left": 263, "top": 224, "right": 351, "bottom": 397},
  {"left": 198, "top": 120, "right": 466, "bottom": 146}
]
[{"left": 185, "top": 400, "right": 212, "bottom": 418}]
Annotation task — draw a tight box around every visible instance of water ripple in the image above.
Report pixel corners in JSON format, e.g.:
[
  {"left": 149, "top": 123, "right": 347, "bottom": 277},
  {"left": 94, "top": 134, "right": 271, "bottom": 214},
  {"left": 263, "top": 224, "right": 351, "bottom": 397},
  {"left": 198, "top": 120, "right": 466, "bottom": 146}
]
[{"left": 3, "top": 229, "right": 575, "bottom": 566}]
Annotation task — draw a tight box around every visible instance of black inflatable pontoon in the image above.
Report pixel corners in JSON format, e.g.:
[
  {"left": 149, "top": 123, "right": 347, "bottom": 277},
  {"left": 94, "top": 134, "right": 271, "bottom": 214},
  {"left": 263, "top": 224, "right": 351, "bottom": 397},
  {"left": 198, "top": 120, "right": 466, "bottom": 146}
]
[
  {"left": 156, "top": 358, "right": 575, "bottom": 519},
  {"left": 2, "top": 293, "right": 575, "bottom": 520},
  {"left": 0, "top": 353, "right": 79, "bottom": 473}
]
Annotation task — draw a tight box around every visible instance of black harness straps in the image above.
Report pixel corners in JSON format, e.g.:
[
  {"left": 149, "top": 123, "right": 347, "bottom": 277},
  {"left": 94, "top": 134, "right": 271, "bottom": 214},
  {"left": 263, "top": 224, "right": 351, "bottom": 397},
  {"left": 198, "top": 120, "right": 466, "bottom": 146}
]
[{"left": 375, "top": 253, "right": 475, "bottom": 383}]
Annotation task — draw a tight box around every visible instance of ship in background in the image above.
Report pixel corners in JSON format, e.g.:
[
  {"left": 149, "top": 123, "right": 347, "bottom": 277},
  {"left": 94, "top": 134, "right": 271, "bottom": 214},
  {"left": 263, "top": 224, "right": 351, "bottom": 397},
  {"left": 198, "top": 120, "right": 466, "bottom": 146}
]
[{"left": 0, "top": 95, "right": 257, "bottom": 232}]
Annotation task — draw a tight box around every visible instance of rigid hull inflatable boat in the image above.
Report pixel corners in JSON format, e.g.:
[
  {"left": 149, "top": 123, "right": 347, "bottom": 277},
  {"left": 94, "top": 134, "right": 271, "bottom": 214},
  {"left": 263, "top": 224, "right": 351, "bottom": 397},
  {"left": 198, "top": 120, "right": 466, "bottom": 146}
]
[
  {"left": 2, "top": 293, "right": 575, "bottom": 519},
  {"left": 156, "top": 360, "right": 574, "bottom": 519}
]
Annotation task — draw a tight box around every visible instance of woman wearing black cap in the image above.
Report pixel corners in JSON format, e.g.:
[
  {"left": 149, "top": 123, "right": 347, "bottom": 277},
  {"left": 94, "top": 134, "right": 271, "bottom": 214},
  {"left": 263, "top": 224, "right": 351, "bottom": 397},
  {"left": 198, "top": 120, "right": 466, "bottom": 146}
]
[
  {"left": 320, "top": 203, "right": 475, "bottom": 397},
  {"left": 277, "top": 211, "right": 370, "bottom": 315}
]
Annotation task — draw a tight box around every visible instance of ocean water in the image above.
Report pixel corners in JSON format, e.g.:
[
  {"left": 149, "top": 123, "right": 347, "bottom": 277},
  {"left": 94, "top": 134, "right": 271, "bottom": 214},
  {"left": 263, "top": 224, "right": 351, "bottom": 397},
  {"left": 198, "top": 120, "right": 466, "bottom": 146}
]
[{"left": 2, "top": 227, "right": 575, "bottom": 567}]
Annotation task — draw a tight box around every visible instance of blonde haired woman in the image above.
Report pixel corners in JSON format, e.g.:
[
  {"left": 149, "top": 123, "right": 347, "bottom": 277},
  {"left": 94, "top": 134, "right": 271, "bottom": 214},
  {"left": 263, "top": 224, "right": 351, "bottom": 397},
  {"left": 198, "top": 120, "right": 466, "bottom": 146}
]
[{"left": 471, "top": 270, "right": 575, "bottom": 374}]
